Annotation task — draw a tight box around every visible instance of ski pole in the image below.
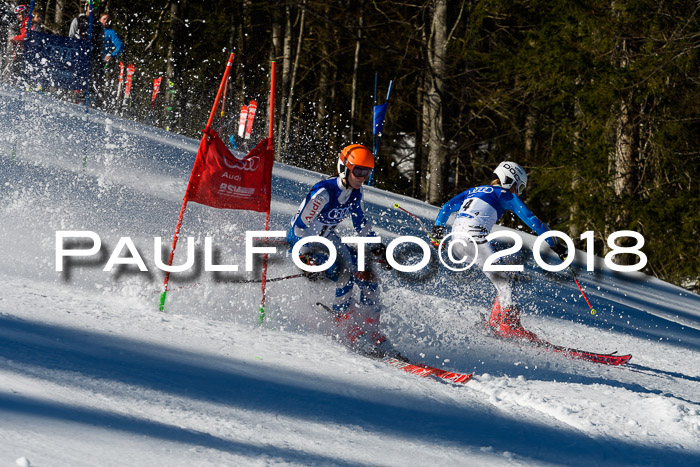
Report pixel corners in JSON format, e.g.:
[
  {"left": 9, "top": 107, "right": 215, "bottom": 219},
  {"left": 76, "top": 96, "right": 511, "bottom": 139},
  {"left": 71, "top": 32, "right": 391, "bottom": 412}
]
[
  {"left": 569, "top": 265, "right": 597, "bottom": 315},
  {"left": 227, "top": 272, "right": 306, "bottom": 284},
  {"left": 168, "top": 272, "right": 307, "bottom": 292},
  {"left": 393, "top": 202, "right": 439, "bottom": 247}
]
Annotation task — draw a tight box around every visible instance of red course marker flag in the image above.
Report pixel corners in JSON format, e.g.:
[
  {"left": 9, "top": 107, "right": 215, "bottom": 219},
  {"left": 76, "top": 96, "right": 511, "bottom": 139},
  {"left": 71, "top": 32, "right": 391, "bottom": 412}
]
[{"left": 186, "top": 129, "right": 273, "bottom": 213}]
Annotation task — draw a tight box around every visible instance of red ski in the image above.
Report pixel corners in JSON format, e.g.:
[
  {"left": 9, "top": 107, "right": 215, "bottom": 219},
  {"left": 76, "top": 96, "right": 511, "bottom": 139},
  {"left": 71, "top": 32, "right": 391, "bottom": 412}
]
[
  {"left": 315, "top": 303, "right": 472, "bottom": 384},
  {"left": 383, "top": 357, "right": 473, "bottom": 384},
  {"left": 480, "top": 313, "right": 631, "bottom": 366},
  {"left": 537, "top": 341, "right": 631, "bottom": 366}
]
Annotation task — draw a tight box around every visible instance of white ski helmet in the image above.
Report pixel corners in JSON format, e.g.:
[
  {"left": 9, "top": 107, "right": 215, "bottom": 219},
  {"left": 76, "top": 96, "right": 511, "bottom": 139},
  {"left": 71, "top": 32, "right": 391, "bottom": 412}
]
[{"left": 493, "top": 161, "right": 528, "bottom": 195}]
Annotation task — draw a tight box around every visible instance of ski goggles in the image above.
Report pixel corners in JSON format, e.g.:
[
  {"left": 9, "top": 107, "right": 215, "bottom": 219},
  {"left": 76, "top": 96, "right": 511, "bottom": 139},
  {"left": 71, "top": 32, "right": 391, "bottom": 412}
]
[
  {"left": 515, "top": 181, "right": 526, "bottom": 195},
  {"left": 503, "top": 176, "right": 526, "bottom": 195},
  {"left": 351, "top": 166, "right": 372, "bottom": 178}
]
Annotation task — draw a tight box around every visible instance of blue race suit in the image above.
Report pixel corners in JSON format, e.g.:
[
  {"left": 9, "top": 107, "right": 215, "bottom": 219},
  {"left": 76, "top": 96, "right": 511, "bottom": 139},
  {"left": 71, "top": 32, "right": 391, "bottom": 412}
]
[
  {"left": 435, "top": 185, "right": 555, "bottom": 308},
  {"left": 288, "top": 177, "right": 380, "bottom": 327}
]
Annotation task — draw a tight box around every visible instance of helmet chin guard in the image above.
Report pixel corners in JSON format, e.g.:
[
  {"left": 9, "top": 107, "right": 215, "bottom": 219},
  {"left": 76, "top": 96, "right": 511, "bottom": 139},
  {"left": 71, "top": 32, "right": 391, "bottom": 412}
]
[{"left": 493, "top": 161, "right": 528, "bottom": 195}]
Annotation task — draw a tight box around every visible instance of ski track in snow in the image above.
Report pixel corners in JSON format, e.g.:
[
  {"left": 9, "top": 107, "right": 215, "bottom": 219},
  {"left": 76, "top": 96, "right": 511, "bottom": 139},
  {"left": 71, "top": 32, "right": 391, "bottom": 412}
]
[{"left": 1, "top": 86, "right": 699, "bottom": 466}]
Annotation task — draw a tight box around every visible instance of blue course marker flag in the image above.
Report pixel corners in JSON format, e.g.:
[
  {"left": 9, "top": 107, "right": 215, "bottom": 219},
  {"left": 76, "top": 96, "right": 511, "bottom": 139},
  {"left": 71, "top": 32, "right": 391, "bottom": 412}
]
[{"left": 369, "top": 80, "right": 392, "bottom": 186}]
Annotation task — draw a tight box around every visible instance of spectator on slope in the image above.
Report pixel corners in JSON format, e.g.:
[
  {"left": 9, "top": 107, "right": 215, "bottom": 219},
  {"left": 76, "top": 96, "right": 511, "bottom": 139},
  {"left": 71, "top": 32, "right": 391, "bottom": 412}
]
[
  {"left": 68, "top": 0, "right": 104, "bottom": 106},
  {"left": 287, "top": 144, "right": 398, "bottom": 358},
  {"left": 68, "top": 0, "right": 102, "bottom": 40},
  {"left": 9, "top": 6, "right": 43, "bottom": 43},
  {"left": 3, "top": 4, "right": 28, "bottom": 81},
  {"left": 8, "top": 4, "right": 28, "bottom": 46},
  {"left": 98, "top": 12, "right": 122, "bottom": 108},
  {"left": 431, "top": 161, "right": 567, "bottom": 341},
  {"left": 29, "top": 9, "right": 42, "bottom": 33},
  {"left": 98, "top": 13, "right": 122, "bottom": 64}
]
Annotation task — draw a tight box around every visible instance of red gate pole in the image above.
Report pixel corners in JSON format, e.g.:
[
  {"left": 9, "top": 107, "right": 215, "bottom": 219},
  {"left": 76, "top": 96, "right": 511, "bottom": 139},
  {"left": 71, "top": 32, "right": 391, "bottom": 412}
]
[
  {"left": 159, "top": 53, "right": 235, "bottom": 312},
  {"left": 258, "top": 61, "right": 276, "bottom": 322}
]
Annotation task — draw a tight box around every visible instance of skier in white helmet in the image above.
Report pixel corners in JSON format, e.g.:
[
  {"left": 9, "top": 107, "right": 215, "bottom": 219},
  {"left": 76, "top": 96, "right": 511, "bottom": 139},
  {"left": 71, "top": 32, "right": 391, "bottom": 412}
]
[{"left": 431, "top": 161, "right": 567, "bottom": 341}]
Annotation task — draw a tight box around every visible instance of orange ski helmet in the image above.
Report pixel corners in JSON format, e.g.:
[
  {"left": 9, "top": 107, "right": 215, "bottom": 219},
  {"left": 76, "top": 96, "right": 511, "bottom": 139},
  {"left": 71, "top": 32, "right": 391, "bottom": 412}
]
[{"left": 337, "top": 144, "right": 374, "bottom": 179}]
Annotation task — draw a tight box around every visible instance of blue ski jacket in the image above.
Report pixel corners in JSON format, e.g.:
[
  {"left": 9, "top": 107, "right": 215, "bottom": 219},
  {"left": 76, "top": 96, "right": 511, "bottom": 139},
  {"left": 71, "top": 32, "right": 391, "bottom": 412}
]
[
  {"left": 288, "top": 177, "right": 375, "bottom": 245},
  {"left": 103, "top": 28, "right": 123, "bottom": 58},
  {"left": 435, "top": 185, "right": 556, "bottom": 247}
]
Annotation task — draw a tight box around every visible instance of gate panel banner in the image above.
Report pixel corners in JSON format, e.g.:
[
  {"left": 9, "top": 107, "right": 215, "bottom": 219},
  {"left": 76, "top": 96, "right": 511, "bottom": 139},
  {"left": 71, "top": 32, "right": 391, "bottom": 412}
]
[
  {"left": 186, "top": 128, "right": 274, "bottom": 213},
  {"left": 22, "top": 32, "right": 90, "bottom": 90}
]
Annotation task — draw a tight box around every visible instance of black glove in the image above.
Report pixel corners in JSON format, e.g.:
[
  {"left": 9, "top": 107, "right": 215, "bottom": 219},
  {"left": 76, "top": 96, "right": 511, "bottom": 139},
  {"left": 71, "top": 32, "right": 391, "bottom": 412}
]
[
  {"left": 370, "top": 243, "right": 392, "bottom": 270},
  {"left": 299, "top": 253, "right": 324, "bottom": 281},
  {"left": 430, "top": 225, "right": 446, "bottom": 244},
  {"left": 304, "top": 270, "right": 324, "bottom": 281},
  {"left": 551, "top": 243, "right": 568, "bottom": 261}
]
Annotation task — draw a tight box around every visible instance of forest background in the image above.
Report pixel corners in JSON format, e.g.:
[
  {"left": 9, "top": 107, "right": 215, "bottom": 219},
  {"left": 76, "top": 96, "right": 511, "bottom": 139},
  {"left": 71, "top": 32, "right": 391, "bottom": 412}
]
[{"left": 3, "top": 0, "right": 699, "bottom": 291}]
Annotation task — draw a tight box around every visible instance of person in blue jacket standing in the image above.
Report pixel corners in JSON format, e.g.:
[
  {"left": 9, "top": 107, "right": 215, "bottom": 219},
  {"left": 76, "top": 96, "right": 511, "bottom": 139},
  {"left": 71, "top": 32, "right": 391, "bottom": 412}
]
[
  {"left": 96, "top": 12, "right": 122, "bottom": 108},
  {"left": 431, "top": 161, "right": 567, "bottom": 340},
  {"left": 288, "top": 144, "right": 396, "bottom": 357},
  {"left": 99, "top": 13, "right": 122, "bottom": 64}
]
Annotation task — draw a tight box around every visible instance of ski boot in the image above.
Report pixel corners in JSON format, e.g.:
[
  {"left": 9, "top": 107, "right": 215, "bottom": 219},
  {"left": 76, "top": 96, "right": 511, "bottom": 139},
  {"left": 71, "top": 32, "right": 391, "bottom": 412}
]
[
  {"left": 353, "top": 331, "right": 405, "bottom": 360},
  {"left": 336, "top": 310, "right": 404, "bottom": 360},
  {"left": 497, "top": 306, "right": 540, "bottom": 342},
  {"left": 487, "top": 297, "right": 503, "bottom": 329}
]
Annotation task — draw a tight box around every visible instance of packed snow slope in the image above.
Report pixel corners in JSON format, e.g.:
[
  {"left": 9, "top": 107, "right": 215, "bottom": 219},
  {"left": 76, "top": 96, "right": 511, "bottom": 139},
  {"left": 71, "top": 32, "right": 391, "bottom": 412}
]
[{"left": 1, "top": 86, "right": 699, "bottom": 467}]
